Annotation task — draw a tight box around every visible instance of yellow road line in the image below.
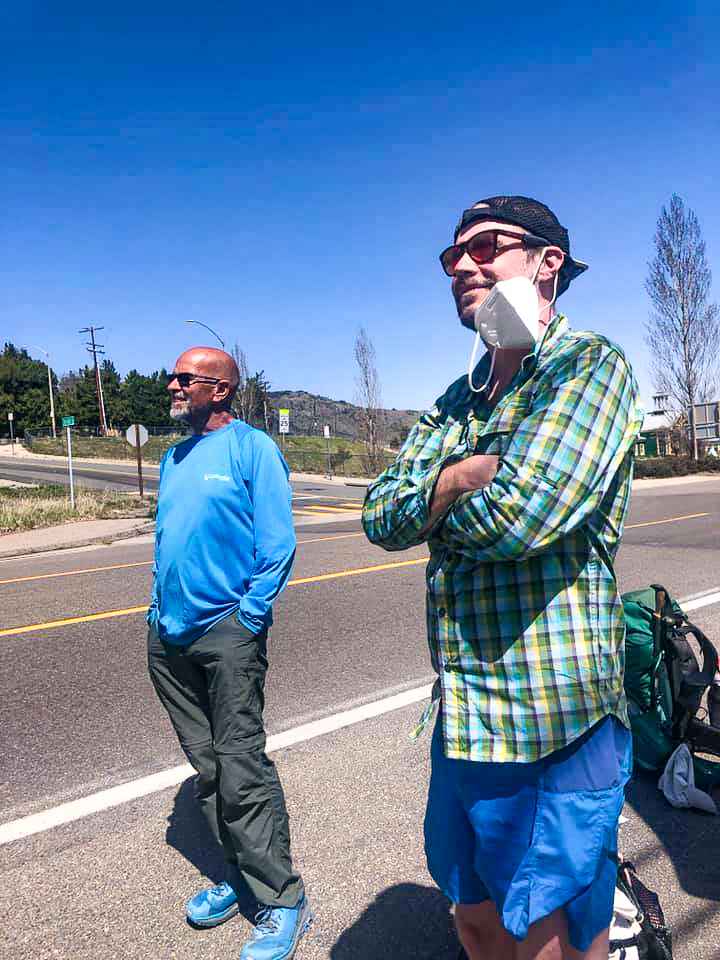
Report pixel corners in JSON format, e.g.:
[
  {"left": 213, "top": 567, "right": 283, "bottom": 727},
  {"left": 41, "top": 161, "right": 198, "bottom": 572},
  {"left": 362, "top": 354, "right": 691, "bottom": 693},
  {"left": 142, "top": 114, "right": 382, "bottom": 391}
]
[
  {"left": 289, "top": 558, "right": 427, "bottom": 586},
  {"left": 0, "top": 560, "right": 153, "bottom": 587},
  {"left": 296, "top": 504, "right": 360, "bottom": 513},
  {"left": 0, "top": 606, "right": 149, "bottom": 637},
  {"left": 0, "top": 557, "right": 428, "bottom": 638},
  {"left": 296, "top": 533, "right": 365, "bottom": 545},
  {"left": 293, "top": 494, "right": 363, "bottom": 503},
  {"left": 2, "top": 511, "right": 709, "bottom": 590},
  {"left": 626, "top": 512, "right": 709, "bottom": 529},
  {"left": 0, "top": 533, "right": 367, "bottom": 586}
]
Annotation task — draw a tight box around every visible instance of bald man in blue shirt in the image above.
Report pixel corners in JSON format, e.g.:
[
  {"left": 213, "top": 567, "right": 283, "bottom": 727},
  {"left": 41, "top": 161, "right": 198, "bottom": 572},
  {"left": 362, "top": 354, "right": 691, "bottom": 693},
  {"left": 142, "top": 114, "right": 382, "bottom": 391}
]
[{"left": 147, "top": 347, "right": 313, "bottom": 960}]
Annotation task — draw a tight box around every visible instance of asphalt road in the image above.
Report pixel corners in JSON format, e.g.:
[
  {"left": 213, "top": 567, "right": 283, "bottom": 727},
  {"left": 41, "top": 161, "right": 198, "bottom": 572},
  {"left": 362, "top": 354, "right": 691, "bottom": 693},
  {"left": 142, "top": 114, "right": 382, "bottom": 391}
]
[
  {"left": 0, "top": 454, "right": 367, "bottom": 526},
  {"left": 0, "top": 454, "right": 162, "bottom": 491},
  {"left": 1, "top": 476, "right": 719, "bottom": 959}
]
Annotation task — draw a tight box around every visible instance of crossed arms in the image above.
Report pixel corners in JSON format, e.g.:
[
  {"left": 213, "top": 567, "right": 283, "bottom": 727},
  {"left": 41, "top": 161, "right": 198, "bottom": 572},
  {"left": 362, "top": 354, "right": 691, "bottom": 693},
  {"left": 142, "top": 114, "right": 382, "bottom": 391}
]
[{"left": 362, "top": 341, "right": 642, "bottom": 563}]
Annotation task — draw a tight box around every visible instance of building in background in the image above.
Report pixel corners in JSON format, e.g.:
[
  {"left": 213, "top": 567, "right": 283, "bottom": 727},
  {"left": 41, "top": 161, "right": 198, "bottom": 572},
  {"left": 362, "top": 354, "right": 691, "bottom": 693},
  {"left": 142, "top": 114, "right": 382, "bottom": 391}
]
[
  {"left": 691, "top": 400, "right": 720, "bottom": 457},
  {"left": 638, "top": 394, "right": 675, "bottom": 457}
]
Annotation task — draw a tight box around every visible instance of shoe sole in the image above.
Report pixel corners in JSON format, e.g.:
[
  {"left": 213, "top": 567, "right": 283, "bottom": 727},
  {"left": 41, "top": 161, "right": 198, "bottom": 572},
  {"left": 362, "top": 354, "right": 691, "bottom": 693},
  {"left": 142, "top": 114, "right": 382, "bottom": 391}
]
[{"left": 187, "top": 901, "right": 240, "bottom": 928}]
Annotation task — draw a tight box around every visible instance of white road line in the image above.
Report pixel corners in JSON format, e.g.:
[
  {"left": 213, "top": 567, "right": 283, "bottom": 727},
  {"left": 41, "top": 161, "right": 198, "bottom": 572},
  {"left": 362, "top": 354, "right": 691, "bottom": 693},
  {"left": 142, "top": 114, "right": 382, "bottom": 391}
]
[
  {"left": 681, "top": 590, "right": 720, "bottom": 612},
  {"left": 3, "top": 589, "right": 720, "bottom": 847},
  {"left": 0, "top": 683, "right": 434, "bottom": 846}
]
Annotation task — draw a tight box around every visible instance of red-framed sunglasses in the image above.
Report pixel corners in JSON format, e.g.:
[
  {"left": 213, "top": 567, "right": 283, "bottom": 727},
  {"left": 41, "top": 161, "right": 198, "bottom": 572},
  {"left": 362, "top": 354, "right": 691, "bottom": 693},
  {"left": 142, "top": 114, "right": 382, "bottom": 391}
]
[{"left": 439, "top": 229, "right": 547, "bottom": 277}]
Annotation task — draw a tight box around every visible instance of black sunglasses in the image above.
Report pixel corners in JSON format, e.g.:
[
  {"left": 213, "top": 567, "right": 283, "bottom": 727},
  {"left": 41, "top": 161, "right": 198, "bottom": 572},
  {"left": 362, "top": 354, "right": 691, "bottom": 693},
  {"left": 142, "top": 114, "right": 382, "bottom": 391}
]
[
  {"left": 439, "top": 230, "right": 548, "bottom": 277},
  {"left": 168, "top": 372, "right": 224, "bottom": 388}
]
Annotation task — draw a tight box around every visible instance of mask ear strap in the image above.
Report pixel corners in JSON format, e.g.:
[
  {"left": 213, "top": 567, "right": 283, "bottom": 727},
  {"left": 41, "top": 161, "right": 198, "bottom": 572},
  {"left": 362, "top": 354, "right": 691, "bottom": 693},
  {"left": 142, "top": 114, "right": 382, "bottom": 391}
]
[
  {"left": 538, "top": 270, "right": 559, "bottom": 319},
  {"left": 530, "top": 246, "right": 548, "bottom": 285},
  {"left": 468, "top": 335, "right": 495, "bottom": 394},
  {"left": 533, "top": 247, "right": 560, "bottom": 319}
]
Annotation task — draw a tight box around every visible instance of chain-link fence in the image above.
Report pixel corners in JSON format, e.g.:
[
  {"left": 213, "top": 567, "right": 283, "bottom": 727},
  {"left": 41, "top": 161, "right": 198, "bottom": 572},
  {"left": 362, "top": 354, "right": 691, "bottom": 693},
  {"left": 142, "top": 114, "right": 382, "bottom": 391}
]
[
  {"left": 24, "top": 428, "right": 189, "bottom": 464},
  {"left": 278, "top": 447, "right": 394, "bottom": 477}
]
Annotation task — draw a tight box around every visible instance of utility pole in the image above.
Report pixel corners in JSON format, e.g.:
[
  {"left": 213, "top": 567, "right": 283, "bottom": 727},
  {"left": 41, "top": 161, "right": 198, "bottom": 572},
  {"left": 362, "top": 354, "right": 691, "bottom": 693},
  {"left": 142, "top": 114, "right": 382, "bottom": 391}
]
[{"left": 79, "top": 326, "right": 108, "bottom": 436}]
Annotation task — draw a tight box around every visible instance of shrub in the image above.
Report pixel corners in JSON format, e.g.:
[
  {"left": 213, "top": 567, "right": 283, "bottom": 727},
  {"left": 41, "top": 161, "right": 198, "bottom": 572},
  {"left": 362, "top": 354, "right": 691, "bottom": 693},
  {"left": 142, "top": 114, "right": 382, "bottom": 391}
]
[{"left": 635, "top": 456, "right": 720, "bottom": 479}]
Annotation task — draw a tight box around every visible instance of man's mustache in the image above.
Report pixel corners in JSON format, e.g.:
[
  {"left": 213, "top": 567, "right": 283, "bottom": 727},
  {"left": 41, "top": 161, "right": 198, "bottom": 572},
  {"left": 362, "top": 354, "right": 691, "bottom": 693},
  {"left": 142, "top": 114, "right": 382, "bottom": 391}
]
[{"left": 455, "top": 281, "right": 495, "bottom": 295}]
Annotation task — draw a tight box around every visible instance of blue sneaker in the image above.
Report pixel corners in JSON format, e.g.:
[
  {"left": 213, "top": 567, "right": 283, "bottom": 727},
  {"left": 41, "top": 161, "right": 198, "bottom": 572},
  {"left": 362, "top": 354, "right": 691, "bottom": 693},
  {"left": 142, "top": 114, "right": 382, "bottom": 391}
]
[
  {"left": 239, "top": 896, "right": 314, "bottom": 959},
  {"left": 186, "top": 881, "right": 239, "bottom": 927}
]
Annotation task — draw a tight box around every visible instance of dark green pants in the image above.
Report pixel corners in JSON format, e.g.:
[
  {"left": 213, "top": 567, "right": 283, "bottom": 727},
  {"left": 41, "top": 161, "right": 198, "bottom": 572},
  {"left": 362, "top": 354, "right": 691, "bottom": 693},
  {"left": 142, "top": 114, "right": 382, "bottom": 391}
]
[{"left": 147, "top": 613, "right": 304, "bottom": 908}]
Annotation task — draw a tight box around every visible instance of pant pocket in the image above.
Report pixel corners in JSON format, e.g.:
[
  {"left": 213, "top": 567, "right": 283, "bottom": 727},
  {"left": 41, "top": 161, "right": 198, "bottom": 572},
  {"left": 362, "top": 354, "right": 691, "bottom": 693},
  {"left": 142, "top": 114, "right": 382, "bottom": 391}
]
[{"left": 502, "top": 784, "right": 624, "bottom": 940}]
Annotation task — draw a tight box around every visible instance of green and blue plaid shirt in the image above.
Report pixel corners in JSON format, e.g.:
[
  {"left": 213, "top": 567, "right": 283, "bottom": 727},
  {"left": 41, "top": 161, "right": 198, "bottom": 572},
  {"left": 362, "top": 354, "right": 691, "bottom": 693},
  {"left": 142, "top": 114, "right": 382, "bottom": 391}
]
[{"left": 362, "top": 314, "right": 644, "bottom": 762}]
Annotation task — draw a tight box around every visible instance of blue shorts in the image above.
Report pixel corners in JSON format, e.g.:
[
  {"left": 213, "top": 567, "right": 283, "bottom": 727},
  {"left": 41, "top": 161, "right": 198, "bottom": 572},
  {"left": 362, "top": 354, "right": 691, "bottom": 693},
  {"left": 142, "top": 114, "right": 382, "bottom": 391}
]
[{"left": 424, "top": 715, "right": 632, "bottom": 951}]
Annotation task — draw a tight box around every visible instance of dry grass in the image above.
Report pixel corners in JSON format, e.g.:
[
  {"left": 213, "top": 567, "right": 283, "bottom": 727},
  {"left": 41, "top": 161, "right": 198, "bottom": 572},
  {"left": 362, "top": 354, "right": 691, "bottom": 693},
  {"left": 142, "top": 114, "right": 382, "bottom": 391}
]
[{"left": 0, "top": 484, "right": 155, "bottom": 534}]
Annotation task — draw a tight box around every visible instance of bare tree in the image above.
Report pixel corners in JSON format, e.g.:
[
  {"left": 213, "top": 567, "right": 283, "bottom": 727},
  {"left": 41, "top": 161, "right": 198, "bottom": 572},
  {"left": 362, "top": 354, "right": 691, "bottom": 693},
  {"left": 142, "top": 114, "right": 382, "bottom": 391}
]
[
  {"left": 231, "top": 344, "right": 270, "bottom": 429},
  {"left": 645, "top": 194, "right": 720, "bottom": 458},
  {"left": 231, "top": 344, "right": 252, "bottom": 422},
  {"left": 354, "top": 327, "right": 386, "bottom": 474}
]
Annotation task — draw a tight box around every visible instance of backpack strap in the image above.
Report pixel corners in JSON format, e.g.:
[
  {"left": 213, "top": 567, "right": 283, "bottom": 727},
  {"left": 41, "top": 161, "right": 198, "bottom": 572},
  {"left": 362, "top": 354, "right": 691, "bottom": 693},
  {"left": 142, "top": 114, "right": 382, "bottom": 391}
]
[
  {"left": 670, "top": 623, "right": 718, "bottom": 688},
  {"left": 650, "top": 584, "right": 719, "bottom": 731},
  {"left": 668, "top": 622, "right": 719, "bottom": 728},
  {"left": 647, "top": 585, "right": 677, "bottom": 710}
]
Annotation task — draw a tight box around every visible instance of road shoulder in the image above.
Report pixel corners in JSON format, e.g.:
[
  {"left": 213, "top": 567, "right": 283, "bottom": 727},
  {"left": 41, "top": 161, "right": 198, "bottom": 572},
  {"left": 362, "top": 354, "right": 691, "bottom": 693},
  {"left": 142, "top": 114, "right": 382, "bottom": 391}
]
[{"left": 0, "top": 518, "right": 156, "bottom": 559}]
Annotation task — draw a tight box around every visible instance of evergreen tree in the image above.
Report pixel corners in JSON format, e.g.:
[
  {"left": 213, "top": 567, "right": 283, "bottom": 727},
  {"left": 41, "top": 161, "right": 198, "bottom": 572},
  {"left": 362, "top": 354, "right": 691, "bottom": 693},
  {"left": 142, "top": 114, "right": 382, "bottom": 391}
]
[
  {"left": 122, "top": 369, "right": 173, "bottom": 426},
  {"left": 99, "top": 359, "right": 126, "bottom": 430},
  {"left": 0, "top": 343, "right": 57, "bottom": 436},
  {"left": 57, "top": 367, "right": 103, "bottom": 429}
]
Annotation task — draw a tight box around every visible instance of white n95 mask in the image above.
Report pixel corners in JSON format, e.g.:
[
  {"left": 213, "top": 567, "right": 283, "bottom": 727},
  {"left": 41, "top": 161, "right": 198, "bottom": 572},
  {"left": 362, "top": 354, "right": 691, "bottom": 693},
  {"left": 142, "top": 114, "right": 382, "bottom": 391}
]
[
  {"left": 467, "top": 251, "right": 558, "bottom": 394},
  {"left": 474, "top": 275, "right": 540, "bottom": 350}
]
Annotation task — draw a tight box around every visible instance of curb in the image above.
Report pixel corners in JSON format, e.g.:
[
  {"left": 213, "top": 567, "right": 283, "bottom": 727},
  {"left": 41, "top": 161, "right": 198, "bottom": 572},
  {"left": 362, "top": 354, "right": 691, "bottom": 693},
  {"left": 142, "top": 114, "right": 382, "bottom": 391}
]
[
  {"left": 0, "top": 521, "right": 156, "bottom": 561},
  {"left": 632, "top": 475, "right": 717, "bottom": 489}
]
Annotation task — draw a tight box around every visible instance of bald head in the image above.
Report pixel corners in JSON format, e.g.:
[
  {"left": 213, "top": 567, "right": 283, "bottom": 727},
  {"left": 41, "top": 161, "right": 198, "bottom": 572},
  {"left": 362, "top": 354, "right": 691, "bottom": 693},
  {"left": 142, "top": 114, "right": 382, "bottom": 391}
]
[
  {"left": 176, "top": 347, "right": 240, "bottom": 394},
  {"left": 168, "top": 346, "right": 242, "bottom": 432}
]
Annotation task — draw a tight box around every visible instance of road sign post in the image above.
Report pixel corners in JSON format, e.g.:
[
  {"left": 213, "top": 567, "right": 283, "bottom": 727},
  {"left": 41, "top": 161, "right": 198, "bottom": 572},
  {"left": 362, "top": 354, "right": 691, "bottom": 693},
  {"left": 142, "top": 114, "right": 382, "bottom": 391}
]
[
  {"left": 125, "top": 424, "right": 149, "bottom": 497},
  {"left": 278, "top": 408, "right": 289, "bottom": 452},
  {"left": 61, "top": 416, "right": 76, "bottom": 508},
  {"left": 324, "top": 424, "right": 331, "bottom": 477},
  {"left": 7, "top": 412, "right": 14, "bottom": 455}
]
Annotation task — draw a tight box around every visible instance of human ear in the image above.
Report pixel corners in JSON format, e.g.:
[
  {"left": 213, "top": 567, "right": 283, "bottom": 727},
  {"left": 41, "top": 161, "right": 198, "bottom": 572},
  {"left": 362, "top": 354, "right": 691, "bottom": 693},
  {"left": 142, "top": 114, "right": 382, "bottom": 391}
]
[
  {"left": 213, "top": 380, "right": 231, "bottom": 403},
  {"left": 537, "top": 247, "right": 565, "bottom": 282}
]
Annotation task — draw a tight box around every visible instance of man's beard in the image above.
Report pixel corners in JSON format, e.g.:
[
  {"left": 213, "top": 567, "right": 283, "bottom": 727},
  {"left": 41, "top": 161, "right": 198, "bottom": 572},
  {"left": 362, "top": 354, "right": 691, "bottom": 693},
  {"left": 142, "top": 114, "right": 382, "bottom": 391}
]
[
  {"left": 454, "top": 282, "right": 494, "bottom": 330},
  {"left": 169, "top": 401, "right": 193, "bottom": 423}
]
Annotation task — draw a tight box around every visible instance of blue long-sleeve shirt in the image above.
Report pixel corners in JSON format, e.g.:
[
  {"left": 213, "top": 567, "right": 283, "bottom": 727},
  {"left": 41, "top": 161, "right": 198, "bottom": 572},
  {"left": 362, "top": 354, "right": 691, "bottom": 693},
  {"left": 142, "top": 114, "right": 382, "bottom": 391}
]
[{"left": 147, "top": 420, "right": 296, "bottom": 645}]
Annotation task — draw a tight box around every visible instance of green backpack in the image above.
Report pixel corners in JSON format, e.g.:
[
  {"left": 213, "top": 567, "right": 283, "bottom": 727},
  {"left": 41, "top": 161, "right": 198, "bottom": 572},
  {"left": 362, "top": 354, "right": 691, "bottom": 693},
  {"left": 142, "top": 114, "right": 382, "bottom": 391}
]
[{"left": 622, "top": 584, "right": 720, "bottom": 792}]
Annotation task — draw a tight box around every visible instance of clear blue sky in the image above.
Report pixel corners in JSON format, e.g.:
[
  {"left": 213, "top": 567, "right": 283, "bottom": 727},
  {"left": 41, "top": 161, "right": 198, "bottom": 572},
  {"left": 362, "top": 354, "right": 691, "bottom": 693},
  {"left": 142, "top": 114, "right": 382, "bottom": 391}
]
[{"left": 2, "top": 1, "right": 718, "bottom": 413}]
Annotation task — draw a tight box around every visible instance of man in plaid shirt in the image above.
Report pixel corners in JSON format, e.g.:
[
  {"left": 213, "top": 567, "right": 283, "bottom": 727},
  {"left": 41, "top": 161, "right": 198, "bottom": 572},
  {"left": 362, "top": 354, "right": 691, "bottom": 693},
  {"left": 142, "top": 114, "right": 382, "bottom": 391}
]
[{"left": 362, "top": 196, "right": 643, "bottom": 960}]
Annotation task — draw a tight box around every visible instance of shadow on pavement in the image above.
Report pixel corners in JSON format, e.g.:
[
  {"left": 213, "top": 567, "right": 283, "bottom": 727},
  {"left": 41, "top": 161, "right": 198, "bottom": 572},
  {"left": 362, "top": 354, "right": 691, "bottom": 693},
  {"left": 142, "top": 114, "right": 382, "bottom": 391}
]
[
  {"left": 625, "top": 772, "right": 720, "bottom": 902},
  {"left": 165, "top": 778, "right": 226, "bottom": 885},
  {"left": 330, "top": 882, "right": 459, "bottom": 960},
  {"left": 164, "top": 778, "right": 260, "bottom": 922}
]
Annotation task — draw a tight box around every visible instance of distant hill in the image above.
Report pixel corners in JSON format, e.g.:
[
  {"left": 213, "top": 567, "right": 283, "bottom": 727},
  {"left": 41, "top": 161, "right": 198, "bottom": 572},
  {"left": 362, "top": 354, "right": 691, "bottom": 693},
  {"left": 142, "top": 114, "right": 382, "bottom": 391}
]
[{"left": 267, "top": 390, "right": 420, "bottom": 446}]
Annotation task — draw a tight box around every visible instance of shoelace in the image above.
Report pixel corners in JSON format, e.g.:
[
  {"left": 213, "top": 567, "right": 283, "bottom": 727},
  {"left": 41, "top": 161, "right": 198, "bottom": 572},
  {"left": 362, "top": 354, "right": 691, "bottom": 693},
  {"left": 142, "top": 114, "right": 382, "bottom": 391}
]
[
  {"left": 211, "top": 883, "right": 232, "bottom": 899},
  {"left": 254, "top": 906, "right": 281, "bottom": 936}
]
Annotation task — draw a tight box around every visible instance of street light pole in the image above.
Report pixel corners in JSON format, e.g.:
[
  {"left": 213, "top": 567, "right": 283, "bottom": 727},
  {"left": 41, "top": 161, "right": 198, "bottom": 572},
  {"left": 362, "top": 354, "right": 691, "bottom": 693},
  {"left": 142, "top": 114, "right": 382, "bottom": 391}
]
[
  {"left": 185, "top": 319, "right": 225, "bottom": 348},
  {"left": 29, "top": 345, "right": 57, "bottom": 439}
]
